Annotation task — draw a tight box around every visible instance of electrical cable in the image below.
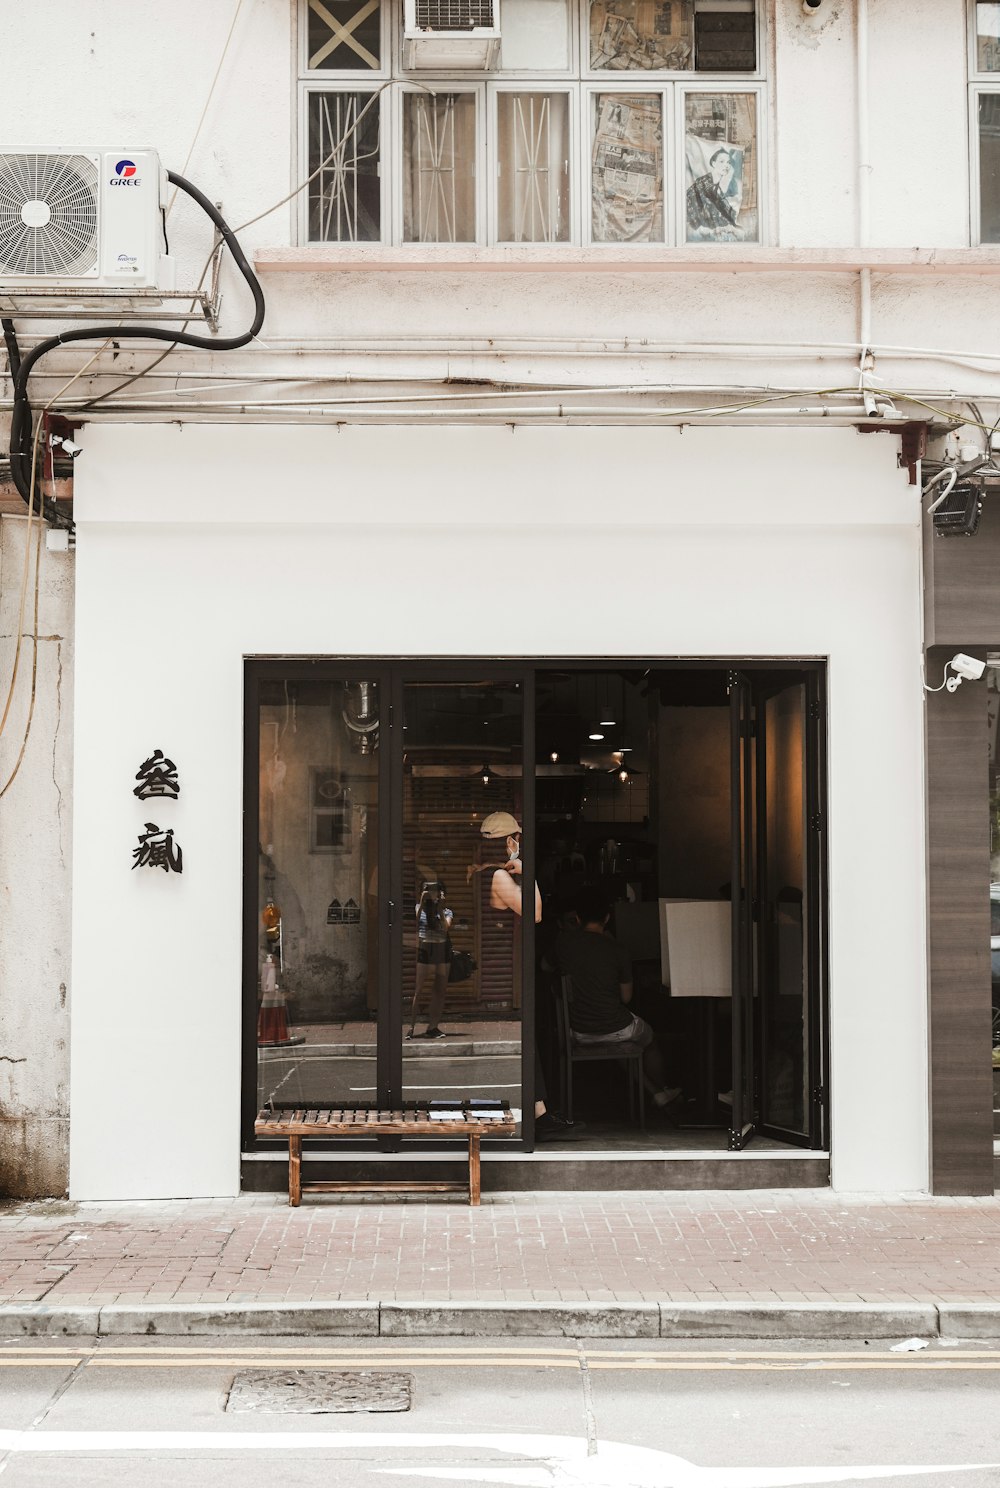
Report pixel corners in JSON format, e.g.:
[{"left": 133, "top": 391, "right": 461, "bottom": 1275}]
[
  {"left": 0, "top": 342, "right": 109, "bottom": 793},
  {"left": 4, "top": 171, "right": 265, "bottom": 527},
  {"left": 923, "top": 466, "right": 958, "bottom": 513},
  {"left": 167, "top": 0, "right": 246, "bottom": 216},
  {"left": 75, "top": 80, "right": 399, "bottom": 417}
]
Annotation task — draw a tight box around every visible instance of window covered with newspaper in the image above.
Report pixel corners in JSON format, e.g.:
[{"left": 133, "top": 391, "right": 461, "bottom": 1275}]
[{"left": 298, "top": 0, "right": 765, "bottom": 246}]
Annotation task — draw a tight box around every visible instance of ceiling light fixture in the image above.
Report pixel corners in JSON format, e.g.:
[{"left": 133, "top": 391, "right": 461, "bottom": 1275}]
[
  {"left": 481, "top": 762, "right": 491, "bottom": 785},
  {"left": 589, "top": 732, "right": 604, "bottom": 741}
]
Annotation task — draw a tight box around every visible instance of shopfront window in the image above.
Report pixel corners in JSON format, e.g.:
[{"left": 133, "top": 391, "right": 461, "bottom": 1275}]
[
  {"left": 988, "top": 655, "right": 1000, "bottom": 1049},
  {"left": 254, "top": 678, "right": 381, "bottom": 1111},
  {"left": 402, "top": 679, "right": 525, "bottom": 1111},
  {"left": 245, "top": 661, "right": 824, "bottom": 1157}
]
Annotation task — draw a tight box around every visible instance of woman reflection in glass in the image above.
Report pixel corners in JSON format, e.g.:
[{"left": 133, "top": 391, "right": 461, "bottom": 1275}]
[{"left": 408, "top": 880, "right": 453, "bottom": 1041}]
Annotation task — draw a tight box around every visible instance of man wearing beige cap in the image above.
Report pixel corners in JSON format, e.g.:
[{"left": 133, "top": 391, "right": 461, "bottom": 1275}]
[
  {"left": 477, "top": 813, "right": 581, "bottom": 1141},
  {"left": 478, "top": 811, "right": 542, "bottom": 923}
]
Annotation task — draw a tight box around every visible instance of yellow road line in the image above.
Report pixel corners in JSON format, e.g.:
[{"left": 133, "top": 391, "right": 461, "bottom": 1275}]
[
  {"left": 9, "top": 1351, "right": 1000, "bottom": 1363},
  {"left": 5, "top": 1351, "right": 1000, "bottom": 1363},
  {"left": 3, "top": 1354, "right": 1000, "bottom": 1373}
]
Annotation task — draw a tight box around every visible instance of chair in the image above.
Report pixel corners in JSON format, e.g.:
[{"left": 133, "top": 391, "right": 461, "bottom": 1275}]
[{"left": 555, "top": 975, "right": 645, "bottom": 1129}]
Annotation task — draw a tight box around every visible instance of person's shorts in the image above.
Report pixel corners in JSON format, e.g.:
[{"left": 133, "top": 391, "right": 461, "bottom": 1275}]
[
  {"left": 417, "top": 942, "right": 449, "bottom": 966},
  {"left": 571, "top": 1014, "right": 653, "bottom": 1050}
]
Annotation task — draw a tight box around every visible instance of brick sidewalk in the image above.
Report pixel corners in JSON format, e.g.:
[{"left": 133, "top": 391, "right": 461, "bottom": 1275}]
[{"left": 1, "top": 1190, "right": 999, "bottom": 1308}]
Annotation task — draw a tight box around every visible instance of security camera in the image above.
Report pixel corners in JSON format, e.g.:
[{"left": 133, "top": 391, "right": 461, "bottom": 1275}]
[
  {"left": 943, "top": 653, "right": 987, "bottom": 691},
  {"left": 950, "top": 653, "right": 987, "bottom": 682},
  {"left": 48, "top": 433, "right": 83, "bottom": 459}
]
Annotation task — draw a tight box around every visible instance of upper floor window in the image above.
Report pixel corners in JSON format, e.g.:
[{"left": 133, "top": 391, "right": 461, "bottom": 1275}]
[
  {"left": 972, "top": 1, "right": 1000, "bottom": 241},
  {"left": 297, "top": 0, "right": 766, "bottom": 246}
]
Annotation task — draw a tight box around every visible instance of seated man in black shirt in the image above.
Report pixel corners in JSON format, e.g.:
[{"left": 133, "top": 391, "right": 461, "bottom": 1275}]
[{"left": 554, "top": 887, "right": 680, "bottom": 1111}]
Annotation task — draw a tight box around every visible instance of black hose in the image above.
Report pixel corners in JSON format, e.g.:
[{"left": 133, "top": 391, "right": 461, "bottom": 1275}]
[
  {"left": 2, "top": 318, "right": 21, "bottom": 381},
  {"left": 5, "top": 170, "right": 266, "bottom": 527}
]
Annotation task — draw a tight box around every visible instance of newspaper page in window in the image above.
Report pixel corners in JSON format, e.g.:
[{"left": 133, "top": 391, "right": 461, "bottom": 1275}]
[
  {"left": 592, "top": 94, "right": 664, "bottom": 242},
  {"left": 590, "top": 0, "right": 693, "bottom": 71},
  {"left": 684, "top": 92, "right": 758, "bottom": 243}
]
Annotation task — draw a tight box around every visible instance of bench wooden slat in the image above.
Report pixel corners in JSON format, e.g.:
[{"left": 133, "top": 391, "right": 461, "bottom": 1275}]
[{"left": 254, "top": 1103, "right": 515, "bottom": 1207}]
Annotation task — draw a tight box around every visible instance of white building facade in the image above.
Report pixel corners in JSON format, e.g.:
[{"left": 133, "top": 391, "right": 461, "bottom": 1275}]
[{"left": 1, "top": 0, "right": 999, "bottom": 1200}]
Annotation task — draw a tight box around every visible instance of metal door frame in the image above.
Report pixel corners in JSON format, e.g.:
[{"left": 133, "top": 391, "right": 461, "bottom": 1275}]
[{"left": 242, "top": 656, "right": 827, "bottom": 1158}]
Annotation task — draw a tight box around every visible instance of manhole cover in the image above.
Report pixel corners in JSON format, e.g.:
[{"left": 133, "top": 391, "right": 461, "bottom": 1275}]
[{"left": 227, "top": 1369, "right": 413, "bottom": 1415}]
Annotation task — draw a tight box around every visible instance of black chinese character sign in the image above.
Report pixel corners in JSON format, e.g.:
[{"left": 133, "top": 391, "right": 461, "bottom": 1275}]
[
  {"left": 132, "top": 823, "right": 183, "bottom": 875},
  {"left": 134, "top": 750, "right": 180, "bottom": 800}
]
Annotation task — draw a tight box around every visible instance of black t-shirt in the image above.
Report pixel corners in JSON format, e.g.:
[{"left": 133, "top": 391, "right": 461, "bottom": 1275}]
[{"left": 554, "top": 928, "right": 632, "bottom": 1035}]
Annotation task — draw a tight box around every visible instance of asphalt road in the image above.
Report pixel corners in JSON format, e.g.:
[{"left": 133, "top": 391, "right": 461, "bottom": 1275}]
[{"left": 1, "top": 1336, "right": 999, "bottom": 1486}]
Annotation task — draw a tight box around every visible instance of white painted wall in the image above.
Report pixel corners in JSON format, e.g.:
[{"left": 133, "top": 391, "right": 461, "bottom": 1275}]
[{"left": 69, "top": 422, "right": 925, "bottom": 1198}]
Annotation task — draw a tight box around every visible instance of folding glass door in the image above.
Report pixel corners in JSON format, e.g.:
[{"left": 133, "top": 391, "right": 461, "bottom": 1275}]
[
  {"left": 729, "top": 668, "right": 827, "bottom": 1150},
  {"left": 243, "top": 663, "right": 533, "bottom": 1143}
]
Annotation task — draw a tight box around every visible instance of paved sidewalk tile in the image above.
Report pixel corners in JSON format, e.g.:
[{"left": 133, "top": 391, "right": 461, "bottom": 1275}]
[{"left": 0, "top": 1190, "right": 999, "bottom": 1309}]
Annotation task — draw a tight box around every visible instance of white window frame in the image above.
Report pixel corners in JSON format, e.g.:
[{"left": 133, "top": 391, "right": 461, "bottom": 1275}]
[
  {"left": 300, "top": 0, "right": 391, "bottom": 78},
  {"left": 970, "top": 82, "right": 1000, "bottom": 245},
  {"left": 489, "top": 82, "right": 579, "bottom": 244},
  {"left": 969, "top": 1, "right": 1000, "bottom": 243},
  {"left": 394, "top": 82, "right": 487, "bottom": 244},
  {"left": 969, "top": 0, "right": 1000, "bottom": 80},
  {"left": 295, "top": 0, "right": 769, "bottom": 248},
  {"left": 299, "top": 83, "right": 390, "bottom": 245},
  {"left": 581, "top": 0, "right": 764, "bottom": 83},
  {"left": 675, "top": 81, "right": 766, "bottom": 248},
  {"left": 582, "top": 84, "right": 671, "bottom": 246}
]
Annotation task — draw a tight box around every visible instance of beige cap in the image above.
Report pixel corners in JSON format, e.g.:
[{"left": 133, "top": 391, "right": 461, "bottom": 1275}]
[{"left": 480, "top": 811, "right": 522, "bottom": 839}]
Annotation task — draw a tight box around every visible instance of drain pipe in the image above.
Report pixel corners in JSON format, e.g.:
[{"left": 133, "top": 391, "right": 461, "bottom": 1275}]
[{"left": 856, "top": 0, "right": 875, "bottom": 410}]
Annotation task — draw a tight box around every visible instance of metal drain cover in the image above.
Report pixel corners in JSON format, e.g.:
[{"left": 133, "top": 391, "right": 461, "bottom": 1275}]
[{"left": 227, "top": 1368, "right": 413, "bottom": 1415}]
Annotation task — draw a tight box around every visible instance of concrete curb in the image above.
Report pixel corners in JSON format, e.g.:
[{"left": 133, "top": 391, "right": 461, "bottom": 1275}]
[
  {"left": 658, "top": 1302, "right": 939, "bottom": 1339},
  {"left": 0, "top": 1305, "right": 101, "bottom": 1337},
  {"left": 938, "top": 1303, "right": 1000, "bottom": 1338},
  {"left": 380, "top": 1301, "right": 660, "bottom": 1337},
  {"left": 97, "top": 1301, "right": 379, "bottom": 1337},
  {"left": 0, "top": 1299, "right": 996, "bottom": 1339}
]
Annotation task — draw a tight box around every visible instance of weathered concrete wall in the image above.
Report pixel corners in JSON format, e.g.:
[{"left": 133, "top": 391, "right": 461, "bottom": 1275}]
[{"left": 0, "top": 519, "right": 72, "bottom": 1198}]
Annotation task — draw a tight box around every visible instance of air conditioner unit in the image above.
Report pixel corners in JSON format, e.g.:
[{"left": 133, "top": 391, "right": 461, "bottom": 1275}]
[
  {"left": 403, "top": 0, "right": 500, "bottom": 69},
  {"left": 0, "top": 149, "right": 171, "bottom": 288}
]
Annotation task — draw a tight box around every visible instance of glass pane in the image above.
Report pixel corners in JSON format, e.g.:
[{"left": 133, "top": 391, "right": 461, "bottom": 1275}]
[
  {"left": 256, "top": 679, "right": 380, "bottom": 1114},
  {"left": 980, "top": 95, "right": 1000, "bottom": 242},
  {"left": 498, "top": 93, "right": 571, "bottom": 243},
  {"left": 978, "top": 2, "right": 1000, "bottom": 71},
  {"left": 589, "top": 1, "right": 693, "bottom": 71},
  {"left": 403, "top": 93, "right": 477, "bottom": 243},
  {"left": 501, "top": 0, "right": 570, "bottom": 69},
  {"left": 759, "top": 684, "right": 808, "bottom": 1136},
  {"left": 308, "top": 92, "right": 381, "bottom": 242},
  {"left": 684, "top": 91, "right": 759, "bottom": 243},
  {"left": 591, "top": 94, "right": 665, "bottom": 242},
  {"left": 307, "top": 0, "right": 382, "bottom": 70},
  {"left": 402, "top": 681, "right": 524, "bottom": 1122},
  {"left": 694, "top": 2, "right": 756, "bottom": 71},
  {"left": 989, "top": 656, "right": 1000, "bottom": 1049}
]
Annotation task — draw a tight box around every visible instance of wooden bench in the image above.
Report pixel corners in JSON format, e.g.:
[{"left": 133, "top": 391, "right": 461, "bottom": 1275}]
[{"left": 254, "top": 1104, "right": 516, "bottom": 1207}]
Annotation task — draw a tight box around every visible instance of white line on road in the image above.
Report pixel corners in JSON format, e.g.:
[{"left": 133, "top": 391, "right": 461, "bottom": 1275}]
[{"left": 0, "top": 1430, "right": 994, "bottom": 1488}]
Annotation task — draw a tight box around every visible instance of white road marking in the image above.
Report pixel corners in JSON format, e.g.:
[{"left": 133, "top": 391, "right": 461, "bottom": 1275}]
[
  {"left": 349, "top": 1084, "right": 521, "bottom": 1092},
  {"left": 0, "top": 1430, "right": 991, "bottom": 1488}
]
